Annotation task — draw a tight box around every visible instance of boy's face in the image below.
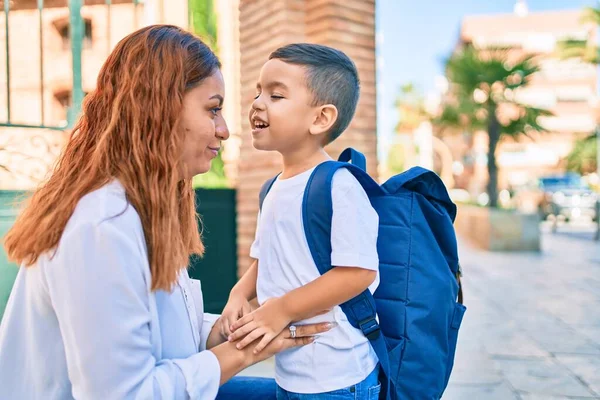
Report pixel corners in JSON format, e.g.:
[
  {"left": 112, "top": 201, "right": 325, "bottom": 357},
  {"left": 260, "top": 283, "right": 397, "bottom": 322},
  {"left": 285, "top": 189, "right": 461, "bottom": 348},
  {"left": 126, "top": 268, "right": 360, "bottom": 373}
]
[{"left": 249, "top": 59, "right": 320, "bottom": 153}]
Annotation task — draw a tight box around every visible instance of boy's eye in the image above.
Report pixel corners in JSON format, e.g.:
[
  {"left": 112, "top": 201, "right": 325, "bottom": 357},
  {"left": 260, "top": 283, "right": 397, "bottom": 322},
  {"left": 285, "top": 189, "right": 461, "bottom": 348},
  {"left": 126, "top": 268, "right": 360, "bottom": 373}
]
[
  {"left": 254, "top": 93, "right": 261, "bottom": 100},
  {"left": 271, "top": 95, "right": 284, "bottom": 100}
]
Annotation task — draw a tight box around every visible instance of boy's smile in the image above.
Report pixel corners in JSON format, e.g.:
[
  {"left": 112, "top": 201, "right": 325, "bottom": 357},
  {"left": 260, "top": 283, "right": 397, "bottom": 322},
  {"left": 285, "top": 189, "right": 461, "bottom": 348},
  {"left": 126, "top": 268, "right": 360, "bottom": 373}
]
[{"left": 251, "top": 114, "right": 269, "bottom": 136}]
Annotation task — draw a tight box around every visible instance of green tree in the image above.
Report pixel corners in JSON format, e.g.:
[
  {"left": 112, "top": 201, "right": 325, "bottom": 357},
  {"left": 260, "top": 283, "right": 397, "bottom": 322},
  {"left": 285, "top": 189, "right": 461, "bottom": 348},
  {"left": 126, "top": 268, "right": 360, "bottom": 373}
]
[
  {"left": 556, "top": 5, "right": 600, "bottom": 64},
  {"left": 567, "top": 133, "right": 597, "bottom": 175},
  {"left": 557, "top": 5, "right": 600, "bottom": 179},
  {"left": 189, "top": 0, "right": 218, "bottom": 51},
  {"left": 388, "top": 83, "right": 428, "bottom": 175},
  {"left": 188, "top": 0, "right": 227, "bottom": 188},
  {"left": 435, "top": 45, "right": 551, "bottom": 207},
  {"left": 395, "top": 83, "right": 428, "bottom": 132},
  {"left": 386, "top": 143, "right": 406, "bottom": 176}
]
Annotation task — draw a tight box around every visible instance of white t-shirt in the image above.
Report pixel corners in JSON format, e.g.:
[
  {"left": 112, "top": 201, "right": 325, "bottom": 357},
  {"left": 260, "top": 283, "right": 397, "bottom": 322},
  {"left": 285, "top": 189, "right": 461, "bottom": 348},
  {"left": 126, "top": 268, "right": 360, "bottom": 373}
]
[{"left": 250, "top": 166, "right": 380, "bottom": 393}]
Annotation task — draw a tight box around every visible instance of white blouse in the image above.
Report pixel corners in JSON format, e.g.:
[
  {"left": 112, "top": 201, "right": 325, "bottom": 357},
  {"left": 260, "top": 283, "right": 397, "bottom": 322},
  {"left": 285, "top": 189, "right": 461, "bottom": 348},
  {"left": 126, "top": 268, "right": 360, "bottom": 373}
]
[{"left": 0, "top": 180, "right": 222, "bottom": 399}]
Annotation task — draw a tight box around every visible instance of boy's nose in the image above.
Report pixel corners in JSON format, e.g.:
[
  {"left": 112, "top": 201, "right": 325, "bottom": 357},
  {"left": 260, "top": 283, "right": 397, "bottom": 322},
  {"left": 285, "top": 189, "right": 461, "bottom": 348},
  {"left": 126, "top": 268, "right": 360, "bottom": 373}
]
[{"left": 251, "top": 96, "right": 266, "bottom": 111}]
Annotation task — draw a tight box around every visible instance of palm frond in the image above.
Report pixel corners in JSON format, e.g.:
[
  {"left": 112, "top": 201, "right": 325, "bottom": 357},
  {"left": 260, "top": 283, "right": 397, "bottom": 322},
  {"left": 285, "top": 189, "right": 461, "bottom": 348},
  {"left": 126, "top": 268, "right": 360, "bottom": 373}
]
[
  {"left": 502, "top": 106, "right": 553, "bottom": 137},
  {"left": 580, "top": 6, "right": 600, "bottom": 25}
]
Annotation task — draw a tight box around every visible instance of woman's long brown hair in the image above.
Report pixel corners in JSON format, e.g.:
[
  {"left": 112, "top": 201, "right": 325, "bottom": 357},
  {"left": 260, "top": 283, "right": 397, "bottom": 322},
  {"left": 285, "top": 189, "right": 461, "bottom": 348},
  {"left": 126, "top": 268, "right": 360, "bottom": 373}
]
[{"left": 3, "top": 25, "right": 220, "bottom": 291}]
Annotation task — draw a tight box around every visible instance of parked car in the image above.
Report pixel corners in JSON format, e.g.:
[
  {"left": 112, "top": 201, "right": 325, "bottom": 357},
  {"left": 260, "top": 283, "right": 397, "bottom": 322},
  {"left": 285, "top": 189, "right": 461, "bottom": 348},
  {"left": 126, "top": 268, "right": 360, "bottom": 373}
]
[{"left": 513, "top": 173, "right": 597, "bottom": 221}]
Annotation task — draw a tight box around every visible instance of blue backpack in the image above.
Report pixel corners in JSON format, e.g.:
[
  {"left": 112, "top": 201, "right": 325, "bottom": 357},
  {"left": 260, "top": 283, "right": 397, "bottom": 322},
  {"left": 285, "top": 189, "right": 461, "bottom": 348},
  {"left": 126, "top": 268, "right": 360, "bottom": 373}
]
[{"left": 259, "top": 148, "right": 466, "bottom": 400}]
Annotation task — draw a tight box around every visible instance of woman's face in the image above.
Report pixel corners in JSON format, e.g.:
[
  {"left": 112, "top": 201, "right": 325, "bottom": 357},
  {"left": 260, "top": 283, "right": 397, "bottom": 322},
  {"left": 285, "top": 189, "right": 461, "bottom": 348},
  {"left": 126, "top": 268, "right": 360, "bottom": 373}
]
[{"left": 179, "top": 70, "right": 229, "bottom": 179}]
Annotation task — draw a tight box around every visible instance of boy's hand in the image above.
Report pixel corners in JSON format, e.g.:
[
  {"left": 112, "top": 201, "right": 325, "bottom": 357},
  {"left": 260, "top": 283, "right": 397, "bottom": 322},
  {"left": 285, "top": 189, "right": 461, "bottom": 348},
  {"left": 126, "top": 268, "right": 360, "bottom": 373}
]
[
  {"left": 228, "top": 297, "right": 292, "bottom": 354},
  {"left": 220, "top": 294, "right": 253, "bottom": 338}
]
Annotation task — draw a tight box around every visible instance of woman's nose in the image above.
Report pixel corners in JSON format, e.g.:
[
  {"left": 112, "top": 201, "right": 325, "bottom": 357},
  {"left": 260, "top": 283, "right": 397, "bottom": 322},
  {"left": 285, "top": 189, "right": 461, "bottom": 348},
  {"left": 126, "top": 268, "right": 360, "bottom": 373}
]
[{"left": 216, "top": 115, "right": 230, "bottom": 141}]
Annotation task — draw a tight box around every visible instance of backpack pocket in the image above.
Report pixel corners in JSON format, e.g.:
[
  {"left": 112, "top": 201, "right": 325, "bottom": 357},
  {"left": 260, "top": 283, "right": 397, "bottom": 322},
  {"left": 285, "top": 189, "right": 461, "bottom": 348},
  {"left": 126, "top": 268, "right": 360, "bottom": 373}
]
[
  {"left": 443, "top": 302, "right": 466, "bottom": 387},
  {"left": 387, "top": 336, "right": 406, "bottom": 390}
]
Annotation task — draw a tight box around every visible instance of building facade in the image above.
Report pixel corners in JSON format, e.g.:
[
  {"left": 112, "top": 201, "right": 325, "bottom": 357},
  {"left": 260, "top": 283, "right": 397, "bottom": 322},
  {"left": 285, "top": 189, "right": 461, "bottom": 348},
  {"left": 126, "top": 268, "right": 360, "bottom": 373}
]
[{"left": 445, "top": 6, "right": 597, "bottom": 195}]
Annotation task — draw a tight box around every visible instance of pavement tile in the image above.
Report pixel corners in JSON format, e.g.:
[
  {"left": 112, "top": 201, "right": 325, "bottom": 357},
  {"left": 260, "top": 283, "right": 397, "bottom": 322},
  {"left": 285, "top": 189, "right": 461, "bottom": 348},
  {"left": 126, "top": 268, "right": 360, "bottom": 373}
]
[
  {"left": 556, "top": 354, "right": 600, "bottom": 396},
  {"left": 441, "top": 382, "right": 519, "bottom": 400},
  {"left": 493, "top": 358, "right": 597, "bottom": 397}
]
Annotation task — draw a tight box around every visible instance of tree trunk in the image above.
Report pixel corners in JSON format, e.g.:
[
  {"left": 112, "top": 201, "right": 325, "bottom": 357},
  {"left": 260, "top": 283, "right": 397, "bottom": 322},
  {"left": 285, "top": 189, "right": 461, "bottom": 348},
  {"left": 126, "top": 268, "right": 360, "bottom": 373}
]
[{"left": 487, "top": 106, "right": 500, "bottom": 208}]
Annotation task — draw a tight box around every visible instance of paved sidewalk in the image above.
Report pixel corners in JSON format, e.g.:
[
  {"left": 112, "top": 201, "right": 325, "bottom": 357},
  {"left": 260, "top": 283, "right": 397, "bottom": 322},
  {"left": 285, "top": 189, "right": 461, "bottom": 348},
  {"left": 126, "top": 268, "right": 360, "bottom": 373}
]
[
  {"left": 445, "top": 223, "right": 600, "bottom": 399},
  {"left": 239, "top": 223, "right": 600, "bottom": 399}
]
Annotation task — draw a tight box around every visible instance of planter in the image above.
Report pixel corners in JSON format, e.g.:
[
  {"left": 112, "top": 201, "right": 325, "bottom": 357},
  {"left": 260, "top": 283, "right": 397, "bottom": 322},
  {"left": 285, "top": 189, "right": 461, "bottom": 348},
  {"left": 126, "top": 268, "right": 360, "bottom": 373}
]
[{"left": 455, "top": 204, "right": 541, "bottom": 251}]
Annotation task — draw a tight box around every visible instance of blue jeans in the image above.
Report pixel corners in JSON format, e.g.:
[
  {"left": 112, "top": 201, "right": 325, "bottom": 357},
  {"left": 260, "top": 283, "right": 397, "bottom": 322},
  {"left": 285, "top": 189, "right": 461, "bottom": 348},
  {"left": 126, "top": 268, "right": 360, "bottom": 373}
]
[
  {"left": 276, "top": 366, "right": 381, "bottom": 400},
  {"left": 216, "top": 376, "right": 277, "bottom": 400}
]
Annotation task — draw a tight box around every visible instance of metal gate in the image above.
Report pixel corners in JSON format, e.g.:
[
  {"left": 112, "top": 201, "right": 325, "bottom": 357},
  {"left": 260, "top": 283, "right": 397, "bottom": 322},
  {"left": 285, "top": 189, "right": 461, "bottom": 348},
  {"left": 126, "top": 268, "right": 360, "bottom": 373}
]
[{"left": 1, "top": 0, "right": 144, "bottom": 131}]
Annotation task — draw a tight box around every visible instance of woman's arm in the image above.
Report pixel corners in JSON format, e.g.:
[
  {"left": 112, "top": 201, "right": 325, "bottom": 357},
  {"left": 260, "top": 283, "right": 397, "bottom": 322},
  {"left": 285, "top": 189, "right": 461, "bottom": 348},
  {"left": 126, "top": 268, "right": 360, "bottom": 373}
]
[
  {"left": 47, "top": 221, "right": 221, "bottom": 399},
  {"left": 210, "top": 323, "right": 322, "bottom": 385},
  {"left": 47, "top": 220, "right": 329, "bottom": 399}
]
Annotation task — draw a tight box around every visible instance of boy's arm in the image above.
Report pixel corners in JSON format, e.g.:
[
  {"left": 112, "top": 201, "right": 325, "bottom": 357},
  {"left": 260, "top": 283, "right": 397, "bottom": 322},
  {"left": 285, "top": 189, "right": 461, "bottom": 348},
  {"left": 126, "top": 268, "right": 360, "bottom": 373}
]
[
  {"left": 229, "top": 259, "right": 258, "bottom": 301},
  {"left": 228, "top": 266, "right": 375, "bottom": 352},
  {"left": 233, "top": 208, "right": 262, "bottom": 301},
  {"left": 220, "top": 260, "right": 258, "bottom": 337},
  {"left": 220, "top": 208, "right": 263, "bottom": 337},
  {"left": 280, "top": 265, "right": 376, "bottom": 322}
]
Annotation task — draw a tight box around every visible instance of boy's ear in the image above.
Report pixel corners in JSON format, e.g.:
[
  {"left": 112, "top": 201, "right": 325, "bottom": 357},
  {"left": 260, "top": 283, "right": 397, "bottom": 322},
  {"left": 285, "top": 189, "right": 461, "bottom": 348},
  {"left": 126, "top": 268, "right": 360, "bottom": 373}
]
[{"left": 309, "top": 104, "right": 338, "bottom": 137}]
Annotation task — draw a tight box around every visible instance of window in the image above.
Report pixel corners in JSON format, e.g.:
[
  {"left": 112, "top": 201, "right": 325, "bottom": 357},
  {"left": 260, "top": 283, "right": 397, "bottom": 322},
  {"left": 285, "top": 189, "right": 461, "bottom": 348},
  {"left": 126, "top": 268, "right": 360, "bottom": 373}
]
[
  {"left": 540, "top": 59, "right": 596, "bottom": 80},
  {"left": 555, "top": 86, "right": 593, "bottom": 103},
  {"left": 54, "top": 17, "right": 93, "bottom": 50},
  {"left": 54, "top": 89, "right": 88, "bottom": 124}
]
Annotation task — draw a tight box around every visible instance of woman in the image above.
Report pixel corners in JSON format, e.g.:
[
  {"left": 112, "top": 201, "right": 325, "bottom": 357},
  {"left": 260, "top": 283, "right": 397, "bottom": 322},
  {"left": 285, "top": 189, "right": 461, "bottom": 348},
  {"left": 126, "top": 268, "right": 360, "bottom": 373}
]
[{"left": 0, "top": 25, "right": 330, "bottom": 399}]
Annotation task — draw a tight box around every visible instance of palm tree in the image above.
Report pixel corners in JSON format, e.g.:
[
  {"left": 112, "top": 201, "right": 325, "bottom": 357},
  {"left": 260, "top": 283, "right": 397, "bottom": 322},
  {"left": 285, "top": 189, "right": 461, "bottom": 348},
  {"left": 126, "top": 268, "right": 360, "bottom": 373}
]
[
  {"left": 557, "top": 5, "right": 600, "bottom": 179},
  {"left": 566, "top": 134, "right": 597, "bottom": 175},
  {"left": 556, "top": 5, "right": 600, "bottom": 64},
  {"left": 395, "top": 83, "right": 429, "bottom": 132},
  {"left": 435, "top": 45, "right": 551, "bottom": 208}
]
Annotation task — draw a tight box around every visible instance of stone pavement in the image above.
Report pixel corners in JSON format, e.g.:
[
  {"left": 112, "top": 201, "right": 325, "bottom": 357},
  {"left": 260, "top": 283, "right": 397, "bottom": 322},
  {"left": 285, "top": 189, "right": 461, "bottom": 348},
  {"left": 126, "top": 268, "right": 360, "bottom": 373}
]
[
  {"left": 445, "top": 222, "right": 600, "bottom": 399},
  {"left": 238, "top": 222, "right": 600, "bottom": 399}
]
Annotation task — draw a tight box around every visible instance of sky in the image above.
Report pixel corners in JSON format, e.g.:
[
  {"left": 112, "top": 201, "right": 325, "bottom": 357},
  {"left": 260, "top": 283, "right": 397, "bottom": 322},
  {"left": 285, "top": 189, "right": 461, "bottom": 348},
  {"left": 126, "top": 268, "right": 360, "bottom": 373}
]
[{"left": 375, "top": 0, "right": 598, "bottom": 156}]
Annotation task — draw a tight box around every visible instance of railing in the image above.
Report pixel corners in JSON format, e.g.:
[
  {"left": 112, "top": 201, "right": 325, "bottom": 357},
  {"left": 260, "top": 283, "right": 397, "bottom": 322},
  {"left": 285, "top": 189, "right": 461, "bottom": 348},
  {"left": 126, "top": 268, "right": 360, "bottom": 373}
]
[{"left": 1, "top": 0, "right": 141, "bottom": 130}]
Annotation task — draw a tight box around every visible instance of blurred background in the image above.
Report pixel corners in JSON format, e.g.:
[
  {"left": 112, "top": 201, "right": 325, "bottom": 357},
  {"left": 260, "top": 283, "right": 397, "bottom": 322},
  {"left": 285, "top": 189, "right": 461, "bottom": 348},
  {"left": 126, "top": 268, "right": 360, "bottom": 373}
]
[{"left": 1, "top": 0, "right": 599, "bottom": 398}]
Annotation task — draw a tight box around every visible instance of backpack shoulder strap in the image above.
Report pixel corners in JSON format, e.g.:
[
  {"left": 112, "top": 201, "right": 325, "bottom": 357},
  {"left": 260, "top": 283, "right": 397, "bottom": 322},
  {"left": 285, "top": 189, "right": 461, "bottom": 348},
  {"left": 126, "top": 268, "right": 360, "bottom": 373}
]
[
  {"left": 302, "top": 160, "right": 381, "bottom": 273},
  {"left": 303, "top": 161, "right": 391, "bottom": 399},
  {"left": 258, "top": 174, "right": 279, "bottom": 211}
]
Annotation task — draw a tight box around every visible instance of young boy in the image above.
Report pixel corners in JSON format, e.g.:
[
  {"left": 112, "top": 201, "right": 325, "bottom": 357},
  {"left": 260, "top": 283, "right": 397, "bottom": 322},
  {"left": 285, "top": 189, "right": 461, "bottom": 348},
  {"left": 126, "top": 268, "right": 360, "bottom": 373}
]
[{"left": 221, "top": 43, "right": 381, "bottom": 398}]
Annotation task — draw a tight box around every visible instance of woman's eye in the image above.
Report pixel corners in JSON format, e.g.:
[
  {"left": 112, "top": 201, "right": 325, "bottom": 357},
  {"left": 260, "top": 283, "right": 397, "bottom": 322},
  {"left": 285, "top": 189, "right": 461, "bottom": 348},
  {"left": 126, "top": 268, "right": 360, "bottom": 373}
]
[{"left": 211, "top": 107, "right": 222, "bottom": 116}]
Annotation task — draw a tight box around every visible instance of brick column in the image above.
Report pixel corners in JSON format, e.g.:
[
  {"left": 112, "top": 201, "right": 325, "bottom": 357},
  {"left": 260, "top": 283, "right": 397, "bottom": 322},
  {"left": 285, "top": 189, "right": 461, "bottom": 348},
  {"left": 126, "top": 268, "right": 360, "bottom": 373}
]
[
  {"left": 236, "top": 0, "right": 377, "bottom": 275},
  {"left": 306, "top": 0, "right": 378, "bottom": 175}
]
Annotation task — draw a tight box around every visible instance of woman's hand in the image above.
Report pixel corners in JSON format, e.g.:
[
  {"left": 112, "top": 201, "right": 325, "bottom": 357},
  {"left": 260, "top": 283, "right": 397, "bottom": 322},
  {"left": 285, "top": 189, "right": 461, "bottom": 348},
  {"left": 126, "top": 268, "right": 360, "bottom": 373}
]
[
  {"left": 210, "top": 321, "right": 333, "bottom": 385},
  {"left": 247, "top": 321, "right": 333, "bottom": 364},
  {"left": 205, "top": 317, "right": 228, "bottom": 349}
]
